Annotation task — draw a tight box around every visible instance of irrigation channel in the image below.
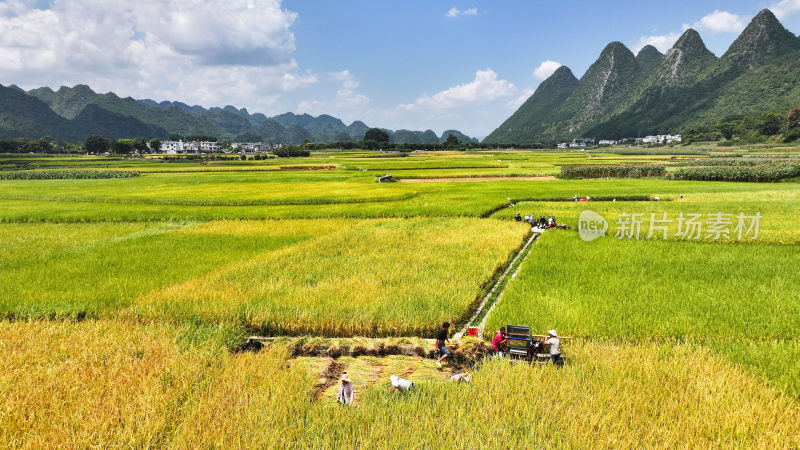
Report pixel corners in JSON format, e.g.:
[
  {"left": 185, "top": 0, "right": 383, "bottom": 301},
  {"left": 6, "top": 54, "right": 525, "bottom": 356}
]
[{"left": 453, "top": 230, "right": 540, "bottom": 339}]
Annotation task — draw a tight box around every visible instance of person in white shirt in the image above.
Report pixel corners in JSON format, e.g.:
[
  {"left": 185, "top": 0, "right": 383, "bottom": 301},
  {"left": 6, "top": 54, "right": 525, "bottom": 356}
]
[
  {"left": 544, "top": 329, "right": 563, "bottom": 367},
  {"left": 450, "top": 373, "right": 472, "bottom": 384},
  {"left": 337, "top": 372, "right": 353, "bottom": 405},
  {"left": 389, "top": 375, "right": 413, "bottom": 393}
]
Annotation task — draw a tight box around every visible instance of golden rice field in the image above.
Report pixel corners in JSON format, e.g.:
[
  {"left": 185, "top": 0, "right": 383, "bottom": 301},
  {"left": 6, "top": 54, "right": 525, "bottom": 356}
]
[
  {"left": 1, "top": 150, "right": 799, "bottom": 447},
  {"left": 134, "top": 218, "right": 529, "bottom": 336},
  {"left": 2, "top": 320, "right": 799, "bottom": 448}
]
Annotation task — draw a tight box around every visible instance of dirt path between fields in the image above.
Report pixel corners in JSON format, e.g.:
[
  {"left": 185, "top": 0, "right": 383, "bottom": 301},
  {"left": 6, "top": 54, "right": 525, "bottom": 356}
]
[
  {"left": 312, "top": 359, "right": 345, "bottom": 402},
  {"left": 397, "top": 176, "right": 556, "bottom": 183}
]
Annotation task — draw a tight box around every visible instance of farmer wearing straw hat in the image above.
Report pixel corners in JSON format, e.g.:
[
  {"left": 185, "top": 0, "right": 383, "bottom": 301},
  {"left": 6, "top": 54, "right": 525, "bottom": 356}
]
[
  {"left": 337, "top": 372, "right": 353, "bottom": 405},
  {"left": 544, "top": 329, "right": 563, "bottom": 367}
]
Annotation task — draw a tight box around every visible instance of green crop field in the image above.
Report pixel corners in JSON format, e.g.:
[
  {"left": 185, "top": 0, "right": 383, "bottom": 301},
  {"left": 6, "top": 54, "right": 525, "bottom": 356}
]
[{"left": 1, "top": 149, "right": 799, "bottom": 447}]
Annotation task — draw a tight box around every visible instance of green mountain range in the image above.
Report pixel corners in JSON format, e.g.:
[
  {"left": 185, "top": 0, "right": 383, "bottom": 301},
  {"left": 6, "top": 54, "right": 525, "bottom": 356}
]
[
  {"left": 0, "top": 84, "right": 166, "bottom": 140},
  {"left": 486, "top": 9, "right": 800, "bottom": 143},
  {"left": 1, "top": 83, "right": 477, "bottom": 145}
]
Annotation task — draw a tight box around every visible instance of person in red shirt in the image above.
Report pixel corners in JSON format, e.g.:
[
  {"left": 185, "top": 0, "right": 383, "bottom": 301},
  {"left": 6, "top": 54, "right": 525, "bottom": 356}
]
[{"left": 492, "top": 327, "right": 507, "bottom": 357}]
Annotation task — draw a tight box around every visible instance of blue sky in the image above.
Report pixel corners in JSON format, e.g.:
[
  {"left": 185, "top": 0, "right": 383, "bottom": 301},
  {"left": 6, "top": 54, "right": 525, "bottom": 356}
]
[{"left": 1, "top": 1, "right": 799, "bottom": 137}]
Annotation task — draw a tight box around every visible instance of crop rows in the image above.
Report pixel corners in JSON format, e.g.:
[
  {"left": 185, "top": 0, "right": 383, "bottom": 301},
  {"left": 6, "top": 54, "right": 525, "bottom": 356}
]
[
  {"left": 671, "top": 162, "right": 800, "bottom": 182},
  {"left": 560, "top": 164, "right": 666, "bottom": 178},
  {"left": 599, "top": 148, "right": 710, "bottom": 155},
  {"left": 675, "top": 158, "right": 773, "bottom": 166},
  {"left": 0, "top": 169, "right": 140, "bottom": 180}
]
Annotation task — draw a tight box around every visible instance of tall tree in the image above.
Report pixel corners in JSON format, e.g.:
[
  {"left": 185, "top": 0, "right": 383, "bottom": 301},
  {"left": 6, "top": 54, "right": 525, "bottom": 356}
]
[
  {"left": 131, "top": 137, "right": 149, "bottom": 153},
  {"left": 149, "top": 138, "right": 162, "bottom": 152},
  {"left": 364, "top": 128, "right": 389, "bottom": 144},
  {"left": 443, "top": 133, "right": 461, "bottom": 148},
  {"left": 84, "top": 135, "right": 111, "bottom": 153},
  {"left": 760, "top": 113, "right": 783, "bottom": 135},
  {"left": 110, "top": 140, "right": 134, "bottom": 154},
  {"left": 788, "top": 107, "right": 800, "bottom": 130}
]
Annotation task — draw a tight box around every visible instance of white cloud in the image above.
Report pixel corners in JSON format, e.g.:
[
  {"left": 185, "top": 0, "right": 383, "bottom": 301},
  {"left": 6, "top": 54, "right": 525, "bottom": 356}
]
[
  {"left": 333, "top": 71, "right": 370, "bottom": 109},
  {"left": 297, "top": 70, "right": 369, "bottom": 122},
  {"left": 0, "top": 0, "right": 316, "bottom": 112},
  {"left": 693, "top": 10, "right": 748, "bottom": 33},
  {"left": 445, "top": 7, "right": 478, "bottom": 18},
  {"left": 396, "top": 69, "right": 515, "bottom": 113},
  {"left": 507, "top": 88, "right": 535, "bottom": 109},
  {"left": 770, "top": 0, "right": 800, "bottom": 19},
  {"left": 632, "top": 8, "right": 755, "bottom": 54},
  {"left": 632, "top": 32, "right": 683, "bottom": 53},
  {"left": 532, "top": 60, "right": 562, "bottom": 79}
]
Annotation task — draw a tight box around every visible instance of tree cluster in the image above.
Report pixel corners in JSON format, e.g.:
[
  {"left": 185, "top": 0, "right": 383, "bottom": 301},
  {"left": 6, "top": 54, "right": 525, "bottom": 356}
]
[
  {"left": 682, "top": 107, "right": 800, "bottom": 145},
  {"left": 0, "top": 138, "right": 82, "bottom": 154}
]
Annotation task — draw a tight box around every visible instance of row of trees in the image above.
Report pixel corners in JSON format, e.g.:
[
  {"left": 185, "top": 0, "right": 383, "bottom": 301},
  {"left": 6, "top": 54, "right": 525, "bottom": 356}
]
[
  {"left": 0, "top": 138, "right": 83, "bottom": 154},
  {"left": 348, "top": 128, "right": 545, "bottom": 151},
  {"left": 83, "top": 136, "right": 153, "bottom": 154},
  {"left": 682, "top": 107, "right": 800, "bottom": 145}
]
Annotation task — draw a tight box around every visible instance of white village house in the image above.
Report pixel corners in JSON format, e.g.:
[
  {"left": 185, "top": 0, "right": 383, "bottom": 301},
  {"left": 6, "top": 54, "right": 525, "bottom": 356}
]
[
  {"left": 158, "top": 140, "right": 221, "bottom": 154},
  {"left": 638, "top": 134, "right": 682, "bottom": 145},
  {"left": 558, "top": 135, "right": 681, "bottom": 148},
  {"left": 231, "top": 142, "right": 282, "bottom": 153},
  {"left": 558, "top": 138, "right": 594, "bottom": 149}
]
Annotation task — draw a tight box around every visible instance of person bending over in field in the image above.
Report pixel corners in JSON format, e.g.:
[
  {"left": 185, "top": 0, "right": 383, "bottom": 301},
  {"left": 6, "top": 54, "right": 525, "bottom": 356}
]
[
  {"left": 389, "top": 375, "right": 413, "bottom": 393},
  {"left": 337, "top": 372, "right": 353, "bottom": 405},
  {"left": 435, "top": 322, "right": 451, "bottom": 368},
  {"left": 450, "top": 373, "right": 472, "bottom": 384},
  {"left": 545, "top": 329, "right": 563, "bottom": 367},
  {"left": 492, "top": 327, "right": 507, "bottom": 357}
]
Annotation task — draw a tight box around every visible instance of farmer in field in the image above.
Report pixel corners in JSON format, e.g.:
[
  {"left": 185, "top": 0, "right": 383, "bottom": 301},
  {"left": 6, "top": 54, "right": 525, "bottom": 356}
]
[
  {"left": 492, "top": 327, "right": 507, "bottom": 357},
  {"left": 435, "top": 322, "right": 451, "bottom": 368},
  {"left": 337, "top": 372, "right": 353, "bottom": 405},
  {"left": 389, "top": 375, "right": 413, "bottom": 393},
  {"left": 538, "top": 216, "right": 547, "bottom": 228},
  {"left": 545, "top": 329, "right": 563, "bottom": 367},
  {"left": 450, "top": 373, "right": 472, "bottom": 384}
]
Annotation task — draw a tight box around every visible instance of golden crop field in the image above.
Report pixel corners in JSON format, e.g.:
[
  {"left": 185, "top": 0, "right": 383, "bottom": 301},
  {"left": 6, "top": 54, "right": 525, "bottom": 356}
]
[
  {"left": 2, "top": 321, "right": 798, "bottom": 448},
  {"left": 1, "top": 150, "right": 799, "bottom": 447},
  {"left": 134, "top": 217, "right": 529, "bottom": 336}
]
